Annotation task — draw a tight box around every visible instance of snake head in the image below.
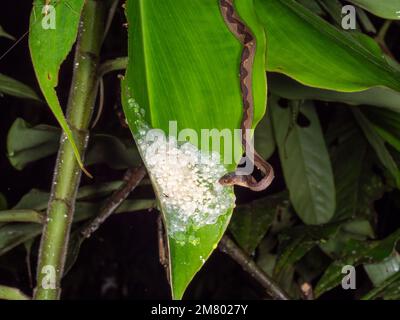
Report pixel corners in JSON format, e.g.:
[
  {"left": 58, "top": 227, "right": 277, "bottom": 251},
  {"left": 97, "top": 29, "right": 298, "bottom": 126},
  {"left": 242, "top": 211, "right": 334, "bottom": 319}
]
[{"left": 218, "top": 173, "right": 235, "bottom": 186}]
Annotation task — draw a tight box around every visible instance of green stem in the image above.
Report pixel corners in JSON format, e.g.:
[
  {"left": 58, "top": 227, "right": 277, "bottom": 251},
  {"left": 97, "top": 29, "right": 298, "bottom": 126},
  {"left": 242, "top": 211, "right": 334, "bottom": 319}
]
[
  {"left": 33, "top": 1, "right": 106, "bottom": 300},
  {"left": 98, "top": 56, "right": 128, "bottom": 76}
]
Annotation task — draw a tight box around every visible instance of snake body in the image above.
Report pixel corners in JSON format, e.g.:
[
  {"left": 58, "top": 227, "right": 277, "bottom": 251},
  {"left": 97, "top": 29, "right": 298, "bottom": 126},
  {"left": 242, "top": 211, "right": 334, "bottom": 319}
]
[{"left": 218, "top": 0, "right": 274, "bottom": 191}]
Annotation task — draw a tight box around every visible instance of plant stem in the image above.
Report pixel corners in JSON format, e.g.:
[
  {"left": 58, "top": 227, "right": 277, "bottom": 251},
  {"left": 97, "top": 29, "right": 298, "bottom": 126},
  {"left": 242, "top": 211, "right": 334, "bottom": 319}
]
[
  {"left": 33, "top": 1, "right": 106, "bottom": 300},
  {"left": 219, "top": 235, "right": 291, "bottom": 300},
  {"left": 99, "top": 56, "right": 128, "bottom": 76}
]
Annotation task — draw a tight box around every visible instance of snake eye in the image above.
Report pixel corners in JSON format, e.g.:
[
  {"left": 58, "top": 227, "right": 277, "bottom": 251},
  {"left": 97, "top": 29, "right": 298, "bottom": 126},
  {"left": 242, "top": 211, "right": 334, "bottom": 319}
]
[{"left": 219, "top": 176, "right": 231, "bottom": 185}]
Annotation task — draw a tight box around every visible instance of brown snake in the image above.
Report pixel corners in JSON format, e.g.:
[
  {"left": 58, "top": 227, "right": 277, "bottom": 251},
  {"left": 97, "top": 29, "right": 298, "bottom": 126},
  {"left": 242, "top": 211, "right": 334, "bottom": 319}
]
[{"left": 218, "top": 0, "right": 274, "bottom": 192}]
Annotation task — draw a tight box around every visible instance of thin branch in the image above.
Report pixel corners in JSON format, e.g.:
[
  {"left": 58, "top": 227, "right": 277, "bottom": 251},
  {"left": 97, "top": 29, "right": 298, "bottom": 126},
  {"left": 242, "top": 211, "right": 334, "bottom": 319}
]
[
  {"left": 102, "top": 0, "right": 120, "bottom": 43},
  {"left": 219, "top": 235, "right": 291, "bottom": 300},
  {"left": 91, "top": 76, "right": 105, "bottom": 128},
  {"left": 157, "top": 214, "right": 171, "bottom": 284},
  {"left": 81, "top": 165, "right": 147, "bottom": 239}
]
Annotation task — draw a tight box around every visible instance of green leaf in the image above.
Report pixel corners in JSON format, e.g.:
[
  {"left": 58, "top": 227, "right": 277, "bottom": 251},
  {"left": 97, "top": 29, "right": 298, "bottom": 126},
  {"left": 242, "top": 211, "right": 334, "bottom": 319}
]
[
  {"left": 362, "top": 107, "right": 400, "bottom": 152},
  {"left": 0, "top": 191, "right": 154, "bottom": 256},
  {"left": 328, "top": 113, "right": 384, "bottom": 222},
  {"left": 0, "top": 210, "right": 43, "bottom": 224},
  {"left": 7, "top": 118, "right": 140, "bottom": 170},
  {"left": 269, "top": 73, "right": 400, "bottom": 113},
  {"left": 122, "top": 0, "right": 266, "bottom": 299},
  {"left": 271, "top": 98, "right": 335, "bottom": 224},
  {"left": 352, "top": 109, "right": 400, "bottom": 187},
  {"left": 317, "top": 0, "right": 344, "bottom": 25},
  {"left": 13, "top": 189, "right": 50, "bottom": 211},
  {"left": 254, "top": 109, "right": 276, "bottom": 160},
  {"left": 355, "top": 8, "right": 377, "bottom": 34},
  {"left": 13, "top": 182, "right": 128, "bottom": 212},
  {"left": 0, "top": 285, "right": 30, "bottom": 300},
  {"left": 0, "top": 74, "right": 40, "bottom": 101},
  {"left": 297, "top": 0, "right": 324, "bottom": 15},
  {"left": 229, "top": 192, "right": 287, "bottom": 254},
  {"left": 85, "top": 134, "right": 141, "bottom": 169},
  {"left": 0, "top": 223, "right": 42, "bottom": 256},
  {"left": 274, "top": 222, "right": 342, "bottom": 277},
  {"left": 362, "top": 269, "right": 400, "bottom": 300},
  {"left": 255, "top": 0, "right": 400, "bottom": 92},
  {"left": 348, "top": 0, "right": 400, "bottom": 20},
  {"left": 29, "top": 0, "right": 86, "bottom": 172},
  {"left": 7, "top": 118, "right": 60, "bottom": 170},
  {"left": 315, "top": 229, "right": 400, "bottom": 297},
  {"left": 0, "top": 25, "right": 15, "bottom": 40},
  {"left": 364, "top": 252, "right": 400, "bottom": 287}
]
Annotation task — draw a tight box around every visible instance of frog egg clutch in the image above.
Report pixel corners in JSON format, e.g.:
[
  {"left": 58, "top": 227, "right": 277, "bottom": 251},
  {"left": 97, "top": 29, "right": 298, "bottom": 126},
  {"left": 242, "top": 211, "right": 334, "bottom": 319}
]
[{"left": 137, "top": 131, "right": 234, "bottom": 242}]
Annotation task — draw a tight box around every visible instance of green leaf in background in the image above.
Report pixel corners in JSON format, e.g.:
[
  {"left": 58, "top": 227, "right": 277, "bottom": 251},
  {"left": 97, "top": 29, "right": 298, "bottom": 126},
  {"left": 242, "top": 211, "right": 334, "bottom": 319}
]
[
  {"left": 7, "top": 118, "right": 140, "bottom": 170},
  {"left": 0, "top": 199, "right": 155, "bottom": 257},
  {"left": 297, "top": 0, "right": 324, "bottom": 15},
  {"left": 271, "top": 97, "right": 335, "bottom": 225},
  {"left": 362, "top": 107, "right": 400, "bottom": 152},
  {"left": 13, "top": 183, "right": 125, "bottom": 212},
  {"left": 362, "top": 266, "right": 400, "bottom": 300},
  {"left": 29, "top": 0, "right": 86, "bottom": 172},
  {"left": 315, "top": 229, "right": 400, "bottom": 297},
  {"left": 122, "top": 0, "right": 267, "bottom": 299},
  {"left": 0, "top": 183, "right": 154, "bottom": 256},
  {"left": 7, "top": 118, "right": 60, "bottom": 170},
  {"left": 317, "top": 0, "right": 344, "bottom": 26},
  {"left": 254, "top": 109, "right": 276, "bottom": 160},
  {"left": 355, "top": 6, "right": 378, "bottom": 35},
  {"left": 0, "top": 210, "right": 43, "bottom": 224},
  {"left": 85, "top": 134, "right": 141, "bottom": 169},
  {"left": 274, "top": 222, "right": 341, "bottom": 277},
  {"left": 352, "top": 109, "right": 400, "bottom": 187},
  {"left": 0, "top": 74, "right": 40, "bottom": 101},
  {"left": 255, "top": 0, "right": 400, "bottom": 92},
  {"left": 348, "top": 0, "right": 400, "bottom": 20},
  {"left": 0, "top": 223, "right": 42, "bottom": 256},
  {"left": 0, "top": 285, "right": 30, "bottom": 300},
  {"left": 328, "top": 113, "right": 384, "bottom": 223},
  {"left": 364, "top": 252, "right": 400, "bottom": 287},
  {"left": 268, "top": 73, "right": 400, "bottom": 113},
  {"left": 320, "top": 115, "right": 383, "bottom": 256},
  {"left": 0, "top": 25, "right": 15, "bottom": 40},
  {"left": 229, "top": 192, "right": 287, "bottom": 254}
]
